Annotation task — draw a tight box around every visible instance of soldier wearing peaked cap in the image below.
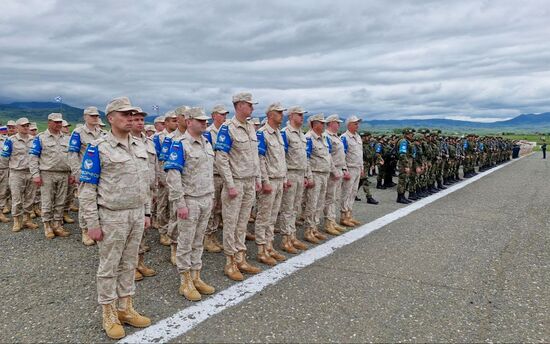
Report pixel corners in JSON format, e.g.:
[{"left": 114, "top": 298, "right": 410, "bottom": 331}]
[
  {"left": 0, "top": 127, "right": 11, "bottom": 223},
  {"left": 1, "top": 117, "right": 39, "bottom": 232},
  {"left": 153, "top": 115, "right": 165, "bottom": 132},
  {"left": 29, "top": 113, "right": 73, "bottom": 239},
  {"left": 78, "top": 96, "right": 151, "bottom": 339},
  {"left": 67, "top": 105, "right": 106, "bottom": 246},
  {"left": 215, "top": 92, "right": 262, "bottom": 281}
]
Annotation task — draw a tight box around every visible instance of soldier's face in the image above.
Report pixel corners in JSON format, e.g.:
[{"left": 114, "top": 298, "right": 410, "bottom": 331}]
[
  {"left": 62, "top": 126, "right": 70, "bottom": 134},
  {"left": 165, "top": 117, "right": 178, "bottom": 131},
  {"left": 7, "top": 126, "right": 16, "bottom": 135},
  {"left": 327, "top": 121, "right": 340, "bottom": 132},
  {"left": 154, "top": 122, "right": 165, "bottom": 132},
  {"left": 235, "top": 101, "right": 253, "bottom": 117},
  {"left": 269, "top": 111, "right": 283, "bottom": 127},
  {"left": 48, "top": 120, "right": 63, "bottom": 133},
  {"left": 348, "top": 121, "right": 359, "bottom": 133},
  {"left": 187, "top": 118, "right": 207, "bottom": 135},
  {"left": 212, "top": 112, "right": 227, "bottom": 127},
  {"left": 289, "top": 113, "right": 303, "bottom": 127},
  {"left": 85, "top": 114, "right": 100, "bottom": 126},
  {"left": 311, "top": 121, "right": 324, "bottom": 135},
  {"left": 17, "top": 123, "right": 30, "bottom": 135},
  {"left": 131, "top": 115, "right": 145, "bottom": 132},
  {"left": 108, "top": 111, "right": 133, "bottom": 133}
]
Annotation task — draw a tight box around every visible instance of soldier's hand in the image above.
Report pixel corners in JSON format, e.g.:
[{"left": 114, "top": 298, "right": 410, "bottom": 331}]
[
  {"left": 331, "top": 173, "right": 341, "bottom": 181},
  {"left": 262, "top": 182, "right": 272, "bottom": 194},
  {"left": 283, "top": 181, "right": 291, "bottom": 190},
  {"left": 33, "top": 177, "right": 43, "bottom": 187},
  {"left": 404, "top": 167, "right": 411, "bottom": 175},
  {"left": 68, "top": 175, "right": 76, "bottom": 185},
  {"left": 255, "top": 182, "right": 262, "bottom": 192},
  {"left": 88, "top": 227, "right": 103, "bottom": 241},
  {"left": 343, "top": 171, "right": 351, "bottom": 180},
  {"left": 144, "top": 216, "right": 151, "bottom": 229},
  {"left": 416, "top": 167, "right": 422, "bottom": 174},
  {"left": 305, "top": 178, "right": 315, "bottom": 188},
  {"left": 228, "top": 187, "right": 239, "bottom": 199},
  {"left": 177, "top": 207, "right": 189, "bottom": 220}
]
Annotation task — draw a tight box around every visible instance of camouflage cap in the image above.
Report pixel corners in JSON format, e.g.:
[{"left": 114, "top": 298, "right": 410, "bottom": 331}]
[
  {"left": 30, "top": 122, "right": 38, "bottom": 130},
  {"left": 413, "top": 133, "right": 423, "bottom": 141},
  {"left": 145, "top": 125, "right": 155, "bottom": 132},
  {"left": 153, "top": 116, "right": 165, "bottom": 124},
  {"left": 62, "top": 120, "right": 70, "bottom": 127},
  {"left": 174, "top": 106, "right": 190, "bottom": 117},
  {"left": 325, "top": 114, "right": 343, "bottom": 123},
  {"left": 248, "top": 117, "right": 261, "bottom": 125},
  {"left": 16, "top": 117, "right": 30, "bottom": 126},
  {"left": 47, "top": 113, "right": 63, "bottom": 122},
  {"left": 211, "top": 104, "right": 229, "bottom": 115},
  {"left": 7, "top": 120, "right": 16, "bottom": 126},
  {"left": 360, "top": 131, "right": 371, "bottom": 137},
  {"left": 308, "top": 113, "right": 326, "bottom": 124},
  {"left": 287, "top": 106, "right": 308, "bottom": 114},
  {"left": 345, "top": 115, "right": 362, "bottom": 125},
  {"left": 98, "top": 119, "right": 106, "bottom": 127},
  {"left": 164, "top": 110, "right": 177, "bottom": 119},
  {"left": 265, "top": 102, "right": 287, "bottom": 114},
  {"left": 83, "top": 106, "right": 100, "bottom": 116},
  {"left": 402, "top": 128, "right": 415, "bottom": 134},
  {"left": 133, "top": 107, "right": 147, "bottom": 116},
  {"left": 232, "top": 92, "right": 258, "bottom": 104},
  {"left": 186, "top": 107, "right": 210, "bottom": 120},
  {"left": 105, "top": 96, "right": 139, "bottom": 115}
]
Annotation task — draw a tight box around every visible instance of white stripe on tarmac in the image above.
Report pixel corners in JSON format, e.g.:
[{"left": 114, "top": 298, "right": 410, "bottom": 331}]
[{"left": 121, "top": 154, "right": 529, "bottom": 344}]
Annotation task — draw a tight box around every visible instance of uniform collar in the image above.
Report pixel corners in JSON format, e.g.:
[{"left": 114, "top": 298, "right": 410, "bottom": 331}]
[
  {"left": 106, "top": 131, "right": 135, "bottom": 149},
  {"left": 231, "top": 116, "right": 248, "bottom": 129},
  {"left": 184, "top": 130, "right": 204, "bottom": 145}
]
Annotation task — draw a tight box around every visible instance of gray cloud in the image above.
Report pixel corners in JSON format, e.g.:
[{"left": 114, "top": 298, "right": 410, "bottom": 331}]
[{"left": 1, "top": 0, "right": 549, "bottom": 121}]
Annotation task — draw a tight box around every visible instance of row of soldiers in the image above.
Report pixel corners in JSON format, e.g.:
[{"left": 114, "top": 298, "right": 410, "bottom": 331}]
[{"left": 358, "top": 129, "right": 513, "bottom": 203}]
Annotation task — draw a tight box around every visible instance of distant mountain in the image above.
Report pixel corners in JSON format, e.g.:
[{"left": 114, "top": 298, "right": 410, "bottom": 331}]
[{"left": 1, "top": 101, "right": 548, "bottom": 133}]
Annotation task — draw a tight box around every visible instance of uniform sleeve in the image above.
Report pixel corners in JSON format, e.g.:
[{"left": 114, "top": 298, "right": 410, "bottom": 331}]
[
  {"left": 256, "top": 131, "right": 270, "bottom": 184},
  {"left": 166, "top": 169, "right": 186, "bottom": 209},
  {"left": 78, "top": 144, "right": 101, "bottom": 229},
  {"left": 28, "top": 136, "right": 42, "bottom": 178},
  {"left": 214, "top": 125, "right": 235, "bottom": 189}
]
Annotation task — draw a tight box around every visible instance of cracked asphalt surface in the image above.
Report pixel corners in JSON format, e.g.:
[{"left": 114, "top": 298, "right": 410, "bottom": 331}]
[{"left": 0, "top": 154, "right": 548, "bottom": 343}]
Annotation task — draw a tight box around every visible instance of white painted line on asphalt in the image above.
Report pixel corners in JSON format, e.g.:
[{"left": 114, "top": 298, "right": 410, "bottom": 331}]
[{"left": 121, "top": 154, "right": 530, "bottom": 344}]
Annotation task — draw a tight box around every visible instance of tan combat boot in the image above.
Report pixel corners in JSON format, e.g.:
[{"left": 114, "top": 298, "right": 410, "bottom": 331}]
[
  {"left": 245, "top": 231, "right": 255, "bottom": 241},
  {"left": 117, "top": 297, "right": 151, "bottom": 328},
  {"left": 281, "top": 235, "right": 298, "bottom": 254},
  {"left": 291, "top": 233, "right": 308, "bottom": 250},
  {"left": 33, "top": 205, "right": 42, "bottom": 217},
  {"left": 248, "top": 212, "right": 256, "bottom": 223},
  {"left": 52, "top": 221, "right": 70, "bottom": 237},
  {"left": 82, "top": 229, "right": 96, "bottom": 246},
  {"left": 348, "top": 211, "right": 361, "bottom": 226},
  {"left": 324, "top": 220, "right": 341, "bottom": 236},
  {"left": 179, "top": 271, "right": 201, "bottom": 301},
  {"left": 137, "top": 254, "right": 156, "bottom": 277},
  {"left": 191, "top": 270, "right": 215, "bottom": 295},
  {"left": 267, "top": 242, "right": 286, "bottom": 262},
  {"left": 235, "top": 251, "right": 261, "bottom": 274},
  {"left": 303, "top": 228, "right": 320, "bottom": 244},
  {"left": 170, "top": 244, "right": 177, "bottom": 266},
  {"left": 159, "top": 233, "right": 171, "bottom": 246},
  {"left": 102, "top": 303, "right": 125, "bottom": 340},
  {"left": 204, "top": 233, "right": 222, "bottom": 253},
  {"left": 312, "top": 227, "right": 327, "bottom": 241},
  {"left": 0, "top": 212, "right": 9, "bottom": 223},
  {"left": 23, "top": 213, "right": 39, "bottom": 230},
  {"left": 340, "top": 211, "right": 355, "bottom": 227},
  {"left": 212, "top": 234, "right": 224, "bottom": 251},
  {"left": 12, "top": 216, "right": 23, "bottom": 232},
  {"left": 134, "top": 269, "right": 144, "bottom": 281},
  {"left": 332, "top": 220, "right": 347, "bottom": 233},
  {"left": 2, "top": 204, "right": 10, "bottom": 215},
  {"left": 63, "top": 211, "right": 75, "bottom": 224},
  {"left": 30, "top": 209, "right": 36, "bottom": 219},
  {"left": 69, "top": 204, "right": 79, "bottom": 212},
  {"left": 224, "top": 255, "right": 243, "bottom": 281},
  {"left": 43, "top": 222, "right": 55, "bottom": 239},
  {"left": 256, "top": 244, "right": 277, "bottom": 266}
]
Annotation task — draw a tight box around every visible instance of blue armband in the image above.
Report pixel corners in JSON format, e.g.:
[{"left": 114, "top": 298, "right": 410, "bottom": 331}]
[
  {"left": 257, "top": 131, "right": 267, "bottom": 156},
  {"left": 80, "top": 144, "right": 101, "bottom": 185},
  {"left": 163, "top": 140, "right": 185, "bottom": 172},
  {"left": 214, "top": 125, "right": 232, "bottom": 153},
  {"left": 68, "top": 132, "right": 81, "bottom": 153},
  {"left": 29, "top": 136, "right": 42, "bottom": 156}
]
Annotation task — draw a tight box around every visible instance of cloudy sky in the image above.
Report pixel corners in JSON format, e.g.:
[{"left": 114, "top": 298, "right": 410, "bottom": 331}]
[{"left": 1, "top": 0, "right": 549, "bottom": 122}]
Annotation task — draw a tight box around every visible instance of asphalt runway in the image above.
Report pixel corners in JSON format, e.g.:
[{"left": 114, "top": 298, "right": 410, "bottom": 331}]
[{"left": 1, "top": 154, "right": 547, "bottom": 343}]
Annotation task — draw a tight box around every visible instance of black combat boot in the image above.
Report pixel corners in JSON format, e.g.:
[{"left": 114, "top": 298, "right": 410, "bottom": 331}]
[
  {"left": 376, "top": 180, "right": 386, "bottom": 190},
  {"left": 366, "top": 197, "right": 379, "bottom": 205},
  {"left": 437, "top": 180, "right": 447, "bottom": 190},
  {"left": 408, "top": 192, "right": 418, "bottom": 201},
  {"left": 396, "top": 193, "right": 410, "bottom": 204}
]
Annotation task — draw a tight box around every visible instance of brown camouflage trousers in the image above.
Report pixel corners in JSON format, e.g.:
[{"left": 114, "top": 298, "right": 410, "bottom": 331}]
[
  {"left": 255, "top": 177, "right": 284, "bottom": 245},
  {"left": 40, "top": 171, "right": 69, "bottom": 223},
  {"left": 276, "top": 169, "right": 305, "bottom": 235},
  {"left": 64, "top": 180, "right": 76, "bottom": 212},
  {"left": 175, "top": 194, "right": 213, "bottom": 272},
  {"left": 96, "top": 206, "right": 144, "bottom": 305},
  {"left": 341, "top": 166, "right": 361, "bottom": 212},
  {"left": 0, "top": 169, "right": 9, "bottom": 209},
  {"left": 303, "top": 171, "right": 329, "bottom": 228},
  {"left": 324, "top": 173, "right": 344, "bottom": 221},
  {"left": 205, "top": 174, "right": 223, "bottom": 235},
  {"left": 221, "top": 177, "right": 255, "bottom": 256},
  {"left": 9, "top": 169, "right": 36, "bottom": 217}
]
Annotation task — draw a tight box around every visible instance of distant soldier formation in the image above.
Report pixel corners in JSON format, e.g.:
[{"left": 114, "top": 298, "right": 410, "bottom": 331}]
[{"left": 0, "top": 94, "right": 514, "bottom": 339}]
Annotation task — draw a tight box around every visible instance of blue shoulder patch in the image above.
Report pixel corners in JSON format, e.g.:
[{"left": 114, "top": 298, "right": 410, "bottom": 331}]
[
  {"left": 306, "top": 137, "right": 313, "bottom": 159},
  {"left": 399, "top": 140, "right": 408, "bottom": 154},
  {"left": 214, "top": 124, "right": 232, "bottom": 153},
  {"left": 280, "top": 131, "right": 289, "bottom": 153},
  {"left": 153, "top": 134, "right": 162, "bottom": 157},
  {"left": 375, "top": 143, "right": 382, "bottom": 154},
  {"left": 80, "top": 144, "right": 101, "bottom": 185},
  {"left": 163, "top": 140, "right": 185, "bottom": 172},
  {"left": 463, "top": 140, "right": 468, "bottom": 149},
  {"left": 203, "top": 131, "right": 213, "bottom": 146},
  {"left": 68, "top": 131, "right": 81, "bottom": 153},
  {"left": 29, "top": 136, "right": 42, "bottom": 156},
  {"left": 1, "top": 138, "right": 13, "bottom": 158},
  {"left": 256, "top": 131, "right": 267, "bottom": 156},
  {"left": 159, "top": 136, "right": 173, "bottom": 161},
  {"left": 325, "top": 136, "right": 333, "bottom": 154},
  {"left": 341, "top": 136, "right": 348, "bottom": 154}
]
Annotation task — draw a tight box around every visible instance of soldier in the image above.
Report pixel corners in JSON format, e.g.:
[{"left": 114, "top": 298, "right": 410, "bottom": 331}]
[
  {"left": 322, "top": 114, "right": 349, "bottom": 234},
  {"left": 396, "top": 128, "right": 414, "bottom": 204},
  {"left": 254, "top": 102, "right": 289, "bottom": 265},
  {"left": 29, "top": 122, "right": 38, "bottom": 136},
  {"left": 215, "top": 92, "right": 262, "bottom": 281},
  {"left": 29, "top": 113, "right": 73, "bottom": 239},
  {"left": 303, "top": 113, "right": 332, "bottom": 244},
  {"left": 3, "top": 120, "right": 16, "bottom": 215},
  {"left": 463, "top": 134, "right": 477, "bottom": 178},
  {"left": 340, "top": 115, "right": 364, "bottom": 227},
  {"left": 165, "top": 107, "right": 216, "bottom": 301},
  {"left": 203, "top": 105, "right": 229, "bottom": 253},
  {"left": 29, "top": 122, "right": 41, "bottom": 218},
  {"left": 1, "top": 117, "right": 39, "bottom": 231},
  {"left": 6, "top": 120, "right": 16, "bottom": 136},
  {"left": 278, "top": 106, "right": 310, "bottom": 253},
  {"left": 68, "top": 106, "right": 105, "bottom": 246},
  {"left": 247, "top": 116, "right": 262, "bottom": 231},
  {"left": 153, "top": 116, "right": 165, "bottom": 133},
  {"left": 79, "top": 96, "right": 151, "bottom": 340},
  {"left": 0, "top": 127, "right": 10, "bottom": 223},
  {"left": 62, "top": 120, "right": 79, "bottom": 217},
  {"left": 145, "top": 125, "right": 156, "bottom": 138},
  {"left": 154, "top": 111, "right": 178, "bottom": 248},
  {"left": 130, "top": 108, "right": 157, "bottom": 281}
]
